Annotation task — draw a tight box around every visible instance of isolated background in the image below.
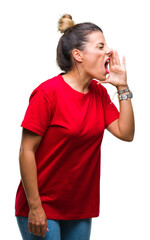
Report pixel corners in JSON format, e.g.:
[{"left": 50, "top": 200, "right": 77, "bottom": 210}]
[{"left": 0, "top": 0, "right": 149, "bottom": 239}]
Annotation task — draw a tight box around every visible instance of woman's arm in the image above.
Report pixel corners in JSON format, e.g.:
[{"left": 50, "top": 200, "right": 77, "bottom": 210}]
[
  {"left": 107, "top": 87, "right": 135, "bottom": 141},
  {"left": 19, "top": 128, "right": 47, "bottom": 237},
  {"left": 98, "top": 50, "right": 135, "bottom": 141}
]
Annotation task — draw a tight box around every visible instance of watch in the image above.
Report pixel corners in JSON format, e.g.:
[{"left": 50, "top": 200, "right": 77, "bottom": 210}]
[{"left": 119, "top": 91, "right": 133, "bottom": 101}]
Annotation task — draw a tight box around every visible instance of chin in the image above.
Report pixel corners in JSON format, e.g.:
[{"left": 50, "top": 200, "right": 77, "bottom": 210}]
[{"left": 93, "top": 74, "right": 107, "bottom": 81}]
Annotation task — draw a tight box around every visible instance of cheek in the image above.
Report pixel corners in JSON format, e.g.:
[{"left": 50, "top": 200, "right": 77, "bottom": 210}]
[
  {"left": 92, "top": 56, "right": 104, "bottom": 72},
  {"left": 82, "top": 49, "right": 104, "bottom": 72},
  {"left": 86, "top": 54, "right": 103, "bottom": 67}
]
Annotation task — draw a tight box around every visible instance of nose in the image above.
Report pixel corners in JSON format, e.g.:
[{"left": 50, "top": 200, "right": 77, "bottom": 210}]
[{"left": 106, "top": 47, "right": 113, "bottom": 57}]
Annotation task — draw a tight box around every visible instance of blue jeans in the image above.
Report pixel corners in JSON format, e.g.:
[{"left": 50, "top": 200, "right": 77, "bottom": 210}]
[{"left": 16, "top": 217, "right": 92, "bottom": 240}]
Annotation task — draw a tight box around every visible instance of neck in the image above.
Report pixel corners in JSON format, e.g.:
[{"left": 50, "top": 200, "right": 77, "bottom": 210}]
[{"left": 62, "top": 69, "right": 92, "bottom": 94}]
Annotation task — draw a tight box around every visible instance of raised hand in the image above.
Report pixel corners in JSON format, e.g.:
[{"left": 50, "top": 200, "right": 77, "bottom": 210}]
[{"left": 98, "top": 50, "right": 127, "bottom": 89}]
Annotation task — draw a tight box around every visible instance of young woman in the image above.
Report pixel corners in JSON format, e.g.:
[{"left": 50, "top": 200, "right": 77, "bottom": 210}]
[{"left": 15, "top": 14, "right": 134, "bottom": 240}]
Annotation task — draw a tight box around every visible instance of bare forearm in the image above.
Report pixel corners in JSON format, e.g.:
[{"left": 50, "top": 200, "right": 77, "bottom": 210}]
[
  {"left": 117, "top": 86, "right": 135, "bottom": 141},
  {"left": 19, "top": 149, "right": 41, "bottom": 209}
]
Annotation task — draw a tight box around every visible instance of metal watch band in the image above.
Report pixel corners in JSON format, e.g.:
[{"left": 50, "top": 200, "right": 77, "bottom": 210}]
[{"left": 119, "top": 91, "right": 133, "bottom": 101}]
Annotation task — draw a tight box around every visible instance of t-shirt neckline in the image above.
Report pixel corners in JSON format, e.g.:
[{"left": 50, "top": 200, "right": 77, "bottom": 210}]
[{"left": 59, "top": 73, "right": 91, "bottom": 97}]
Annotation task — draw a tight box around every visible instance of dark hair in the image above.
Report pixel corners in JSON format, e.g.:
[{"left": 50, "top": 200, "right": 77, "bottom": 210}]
[{"left": 56, "top": 15, "right": 103, "bottom": 72}]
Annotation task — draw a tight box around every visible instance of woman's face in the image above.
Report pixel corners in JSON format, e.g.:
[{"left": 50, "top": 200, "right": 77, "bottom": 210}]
[{"left": 81, "top": 31, "right": 112, "bottom": 81}]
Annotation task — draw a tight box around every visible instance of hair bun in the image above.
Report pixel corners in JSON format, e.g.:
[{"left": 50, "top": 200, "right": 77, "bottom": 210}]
[{"left": 58, "top": 14, "right": 75, "bottom": 33}]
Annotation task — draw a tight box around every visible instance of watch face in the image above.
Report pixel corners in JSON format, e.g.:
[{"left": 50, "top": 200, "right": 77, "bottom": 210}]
[
  {"left": 122, "top": 95, "right": 127, "bottom": 100},
  {"left": 119, "top": 92, "right": 133, "bottom": 100}
]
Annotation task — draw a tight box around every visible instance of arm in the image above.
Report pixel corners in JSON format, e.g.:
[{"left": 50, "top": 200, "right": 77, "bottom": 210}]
[
  {"left": 98, "top": 50, "right": 135, "bottom": 141},
  {"left": 107, "top": 86, "right": 134, "bottom": 141},
  {"left": 19, "top": 128, "right": 47, "bottom": 237}
]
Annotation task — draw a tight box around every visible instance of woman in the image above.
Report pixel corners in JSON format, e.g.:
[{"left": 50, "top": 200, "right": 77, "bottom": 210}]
[{"left": 15, "top": 14, "right": 134, "bottom": 240}]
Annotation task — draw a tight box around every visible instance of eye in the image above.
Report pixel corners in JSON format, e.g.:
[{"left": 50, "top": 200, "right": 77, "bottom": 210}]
[{"left": 99, "top": 46, "right": 104, "bottom": 49}]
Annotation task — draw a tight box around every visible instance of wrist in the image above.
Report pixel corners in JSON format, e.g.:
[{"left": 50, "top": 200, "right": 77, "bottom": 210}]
[
  {"left": 116, "top": 85, "right": 128, "bottom": 92},
  {"left": 28, "top": 195, "right": 42, "bottom": 210}
]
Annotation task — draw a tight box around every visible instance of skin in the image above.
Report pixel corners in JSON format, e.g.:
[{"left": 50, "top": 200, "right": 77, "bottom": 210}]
[
  {"left": 62, "top": 31, "right": 112, "bottom": 93},
  {"left": 63, "top": 31, "right": 134, "bottom": 140},
  {"left": 19, "top": 31, "right": 134, "bottom": 237},
  {"left": 19, "top": 129, "right": 46, "bottom": 237}
]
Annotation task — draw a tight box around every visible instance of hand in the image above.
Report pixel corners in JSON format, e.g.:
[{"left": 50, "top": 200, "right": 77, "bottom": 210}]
[
  {"left": 28, "top": 205, "right": 48, "bottom": 237},
  {"left": 98, "top": 50, "right": 128, "bottom": 90}
]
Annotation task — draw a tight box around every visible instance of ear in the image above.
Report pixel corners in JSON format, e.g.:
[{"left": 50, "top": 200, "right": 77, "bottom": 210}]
[{"left": 72, "top": 49, "right": 83, "bottom": 63}]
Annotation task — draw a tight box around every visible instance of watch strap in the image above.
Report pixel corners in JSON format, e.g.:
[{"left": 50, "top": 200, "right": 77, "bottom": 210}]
[{"left": 119, "top": 91, "right": 133, "bottom": 101}]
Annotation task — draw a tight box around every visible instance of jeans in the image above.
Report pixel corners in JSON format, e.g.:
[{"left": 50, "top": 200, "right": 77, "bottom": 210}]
[{"left": 16, "top": 216, "right": 92, "bottom": 240}]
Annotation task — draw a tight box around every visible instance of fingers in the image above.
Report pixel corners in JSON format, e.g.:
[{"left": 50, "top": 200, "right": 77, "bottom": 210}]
[
  {"left": 36, "top": 223, "right": 42, "bottom": 236},
  {"left": 28, "top": 222, "right": 37, "bottom": 235},
  {"left": 114, "top": 50, "right": 121, "bottom": 65},
  {"left": 109, "top": 54, "right": 113, "bottom": 69},
  {"left": 28, "top": 206, "right": 48, "bottom": 237},
  {"left": 28, "top": 221, "right": 47, "bottom": 237},
  {"left": 111, "top": 50, "right": 121, "bottom": 66},
  {"left": 41, "top": 222, "right": 48, "bottom": 237},
  {"left": 109, "top": 50, "right": 116, "bottom": 71},
  {"left": 122, "top": 55, "right": 126, "bottom": 70}
]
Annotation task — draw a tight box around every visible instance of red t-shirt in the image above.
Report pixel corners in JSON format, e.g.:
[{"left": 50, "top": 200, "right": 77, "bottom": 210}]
[{"left": 15, "top": 73, "right": 119, "bottom": 220}]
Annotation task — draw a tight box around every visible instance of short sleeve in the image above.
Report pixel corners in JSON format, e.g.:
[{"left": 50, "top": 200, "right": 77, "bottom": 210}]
[
  {"left": 21, "top": 89, "right": 52, "bottom": 136},
  {"left": 102, "top": 87, "right": 120, "bottom": 129}
]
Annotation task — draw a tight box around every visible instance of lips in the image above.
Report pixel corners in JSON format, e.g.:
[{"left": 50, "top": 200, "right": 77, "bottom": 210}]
[{"left": 104, "top": 58, "right": 110, "bottom": 74}]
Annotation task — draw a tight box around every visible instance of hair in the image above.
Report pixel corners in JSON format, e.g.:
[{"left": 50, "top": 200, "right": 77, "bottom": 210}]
[{"left": 56, "top": 14, "right": 103, "bottom": 72}]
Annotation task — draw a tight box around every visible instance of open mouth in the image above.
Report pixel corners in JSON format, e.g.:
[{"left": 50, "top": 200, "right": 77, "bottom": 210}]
[{"left": 104, "top": 58, "right": 110, "bottom": 74}]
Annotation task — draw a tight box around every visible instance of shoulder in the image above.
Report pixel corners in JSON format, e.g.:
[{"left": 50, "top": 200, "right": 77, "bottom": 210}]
[
  {"left": 30, "top": 74, "right": 61, "bottom": 101},
  {"left": 35, "top": 74, "right": 61, "bottom": 93}
]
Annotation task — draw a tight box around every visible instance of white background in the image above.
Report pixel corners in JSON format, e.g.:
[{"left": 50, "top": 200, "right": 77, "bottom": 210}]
[{"left": 0, "top": 0, "right": 149, "bottom": 239}]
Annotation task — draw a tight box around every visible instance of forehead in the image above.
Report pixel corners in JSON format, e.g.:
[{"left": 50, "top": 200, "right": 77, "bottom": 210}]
[{"left": 86, "top": 31, "right": 106, "bottom": 45}]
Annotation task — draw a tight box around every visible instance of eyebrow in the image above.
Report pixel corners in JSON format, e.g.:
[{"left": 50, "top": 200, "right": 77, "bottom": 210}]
[{"left": 97, "top": 42, "right": 104, "bottom": 45}]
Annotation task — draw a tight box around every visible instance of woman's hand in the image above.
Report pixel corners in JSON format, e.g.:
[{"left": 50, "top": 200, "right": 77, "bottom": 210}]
[
  {"left": 98, "top": 50, "right": 127, "bottom": 90},
  {"left": 28, "top": 204, "right": 48, "bottom": 237}
]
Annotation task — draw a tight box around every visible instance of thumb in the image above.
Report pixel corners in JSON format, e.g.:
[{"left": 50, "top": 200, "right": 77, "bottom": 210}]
[{"left": 97, "top": 78, "right": 110, "bottom": 85}]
